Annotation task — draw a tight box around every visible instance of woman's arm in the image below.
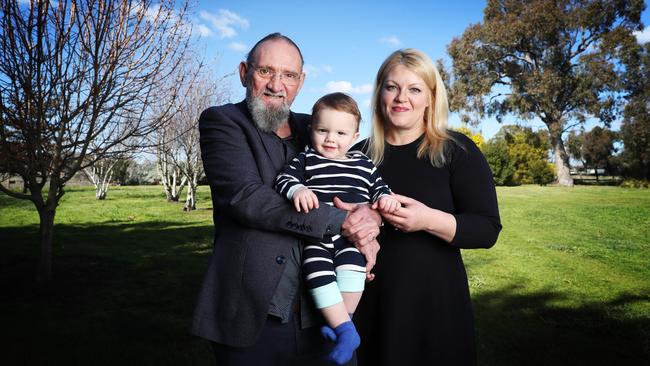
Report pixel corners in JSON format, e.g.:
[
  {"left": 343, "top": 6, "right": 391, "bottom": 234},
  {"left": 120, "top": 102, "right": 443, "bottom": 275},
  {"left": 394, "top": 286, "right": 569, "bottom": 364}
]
[
  {"left": 381, "top": 194, "right": 457, "bottom": 242},
  {"left": 380, "top": 133, "right": 501, "bottom": 248}
]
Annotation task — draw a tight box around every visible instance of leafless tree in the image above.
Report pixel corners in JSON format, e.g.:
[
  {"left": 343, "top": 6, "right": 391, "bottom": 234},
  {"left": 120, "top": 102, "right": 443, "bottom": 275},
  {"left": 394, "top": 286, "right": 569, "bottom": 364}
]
[
  {"left": 0, "top": 0, "right": 193, "bottom": 282},
  {"left": 154, "top": 58, "right": 231, "bottom": 210},
  {"left": 156, "top": 116, "right": 187, "bottom": 202},
  {"left": 82, "top": 142, "right": 130, "bottom": 199}
]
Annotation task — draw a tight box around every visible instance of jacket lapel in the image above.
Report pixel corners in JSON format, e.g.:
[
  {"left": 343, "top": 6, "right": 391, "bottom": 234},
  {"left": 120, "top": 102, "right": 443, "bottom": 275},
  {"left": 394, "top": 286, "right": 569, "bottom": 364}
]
[{"left": 235, "top": 101, "right": 285, "bottom": 173}]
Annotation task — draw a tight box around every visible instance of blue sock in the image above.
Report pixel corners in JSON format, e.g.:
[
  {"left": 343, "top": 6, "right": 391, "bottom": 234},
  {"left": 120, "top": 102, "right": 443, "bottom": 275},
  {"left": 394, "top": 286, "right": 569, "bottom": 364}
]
[
  {"left": 320, "top": 325, "right": 336, "bottom": 341},
  {"left": 329, "top": 321, "right": 360, "bottom": 365},
  {"left": 320, "top": 313, "right": 353, "bottom": 342}
]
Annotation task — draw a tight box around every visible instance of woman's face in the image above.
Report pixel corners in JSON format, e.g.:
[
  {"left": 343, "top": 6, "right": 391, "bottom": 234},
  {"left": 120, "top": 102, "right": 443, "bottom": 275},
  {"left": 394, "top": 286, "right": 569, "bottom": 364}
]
[{"left": 380, "top": 64, "right": 430, "bottom": 133}]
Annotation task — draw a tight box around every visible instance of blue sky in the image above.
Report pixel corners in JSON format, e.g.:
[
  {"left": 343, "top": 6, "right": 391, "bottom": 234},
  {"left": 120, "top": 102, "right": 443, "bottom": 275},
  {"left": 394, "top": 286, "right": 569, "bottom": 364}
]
[{"left": 190, "top": 0, "right": 650, "bottom": 140}]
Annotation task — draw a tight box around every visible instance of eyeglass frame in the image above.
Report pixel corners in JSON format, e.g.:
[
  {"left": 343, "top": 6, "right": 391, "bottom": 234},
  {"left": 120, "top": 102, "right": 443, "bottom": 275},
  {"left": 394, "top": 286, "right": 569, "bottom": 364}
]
[{"left": 247, "top": 63, "right": 303, "bottom": 86}]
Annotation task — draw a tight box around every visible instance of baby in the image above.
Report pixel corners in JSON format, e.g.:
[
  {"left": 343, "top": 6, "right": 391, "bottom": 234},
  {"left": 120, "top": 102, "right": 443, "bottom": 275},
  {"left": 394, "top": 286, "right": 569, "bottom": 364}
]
[{"left": 275, "top": 92, "right": 398, "bottom": 364}]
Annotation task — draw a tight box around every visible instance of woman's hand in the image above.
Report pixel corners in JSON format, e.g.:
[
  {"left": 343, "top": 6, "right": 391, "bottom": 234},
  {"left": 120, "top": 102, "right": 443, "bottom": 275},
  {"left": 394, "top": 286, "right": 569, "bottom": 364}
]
[{"left": 382, "top": 194, "right": 457, "bottom": 242}]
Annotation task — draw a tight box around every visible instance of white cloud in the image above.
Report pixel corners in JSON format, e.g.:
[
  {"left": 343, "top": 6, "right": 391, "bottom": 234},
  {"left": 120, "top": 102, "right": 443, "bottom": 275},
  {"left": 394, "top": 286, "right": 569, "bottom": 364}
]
[
  {"left": 195, "top": 24, "right": 213, "bottom": 37},
  {"left": 379, "top": 35, "right": 401, "bottom": 46},
  {"left": 304, "top": 64, "right": 333, "bottom": 76},
  {"left": 200, "top": 9, "right": 249, "bottom": 39},
  {"left": 324, "top": 81, "right": 373, "bottom": 94},
  {"left": 229, "top": 42, "right": 248, "bottom": 52},
  {"left": 363, "top": 99, "right": 371, "bottom": 108},
  {"left": 634, "top": 26, "right": 650, "bottom": 44}
]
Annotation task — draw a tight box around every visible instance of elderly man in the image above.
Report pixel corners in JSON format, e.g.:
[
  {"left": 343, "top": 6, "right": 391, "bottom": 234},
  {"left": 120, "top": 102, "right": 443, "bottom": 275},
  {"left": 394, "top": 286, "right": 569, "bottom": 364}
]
[{"left": 191, "top": 33, "right": 381, "bottom": 366}]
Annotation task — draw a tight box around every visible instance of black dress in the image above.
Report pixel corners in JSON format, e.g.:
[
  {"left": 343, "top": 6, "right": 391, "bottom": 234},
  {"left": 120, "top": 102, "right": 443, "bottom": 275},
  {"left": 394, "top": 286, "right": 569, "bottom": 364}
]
[{"left": 354, "top": 131, "right": 501, "bottom": 366}]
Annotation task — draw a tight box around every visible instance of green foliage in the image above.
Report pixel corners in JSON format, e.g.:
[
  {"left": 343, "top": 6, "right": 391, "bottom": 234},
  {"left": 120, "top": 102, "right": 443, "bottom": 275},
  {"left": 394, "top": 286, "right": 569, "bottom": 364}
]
[
  {"left": 620, "top": 178, "right": 650, "bottom": 189},
  {"left": 619, "top": 43, "right": 650, "bottom": 180},
  {"left": 567, "top": 127, "right": 618, "bottom": 176},
  {"left": 111, "top": 158, "right": 132, "bottom": 185},
  {"left": 528, "top": 160, "right": 556, "bottom": 186},
  {"left": 482, "top": 139, "right": 517, "bottom": 185},
  {"left": 125, "top": 160, "right": 159, "bottom": 185},
  {"left": 483, "top": 125, "right": 555, "bottom": 185},
  {"left": 2, "top": 185, "right": 649, "bottom": 365},
  {"left": 453, "top": 124, "right": 485, "bottom": 149}
]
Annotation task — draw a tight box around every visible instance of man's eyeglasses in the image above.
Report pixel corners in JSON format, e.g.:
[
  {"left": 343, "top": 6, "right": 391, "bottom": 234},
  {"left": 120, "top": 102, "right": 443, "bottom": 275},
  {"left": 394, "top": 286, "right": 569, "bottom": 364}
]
[{"left": 250, "top": 64, "right": 302, "bottom": 86}]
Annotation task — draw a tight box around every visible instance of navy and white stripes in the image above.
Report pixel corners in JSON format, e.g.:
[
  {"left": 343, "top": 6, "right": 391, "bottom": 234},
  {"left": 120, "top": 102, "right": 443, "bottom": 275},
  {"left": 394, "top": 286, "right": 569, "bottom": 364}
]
[{"left": 275, "top": 147, "right": 392, "bottom": 206}]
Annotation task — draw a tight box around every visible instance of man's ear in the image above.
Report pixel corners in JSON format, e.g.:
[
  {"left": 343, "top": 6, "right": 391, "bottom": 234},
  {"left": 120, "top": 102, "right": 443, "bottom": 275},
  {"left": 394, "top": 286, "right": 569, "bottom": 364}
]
[
  {"left": 295, "top": 71, "right": 306, "bottom": 93},
  {"left": 239, "top": 62, "right": 248, "bottom": 87},
  {"left": 353, "top": 131, "right": 360, "bottom": 141}
]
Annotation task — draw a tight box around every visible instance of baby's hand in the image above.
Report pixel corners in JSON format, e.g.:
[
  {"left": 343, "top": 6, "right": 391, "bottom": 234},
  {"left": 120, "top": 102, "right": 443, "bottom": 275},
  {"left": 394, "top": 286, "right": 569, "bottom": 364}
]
[
  {"left": 293, "top": 187, "right": 319, "bottom": 213},
  {"left": 377, "top": 195, "right": 400, "bottom": 214}
]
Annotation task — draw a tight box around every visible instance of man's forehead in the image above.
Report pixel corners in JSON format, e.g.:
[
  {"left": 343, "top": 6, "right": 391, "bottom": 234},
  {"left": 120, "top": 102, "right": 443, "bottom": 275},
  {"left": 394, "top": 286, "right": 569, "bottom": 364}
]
[{"left": 252, "top": 40, "right": 302, "bottom": 69}]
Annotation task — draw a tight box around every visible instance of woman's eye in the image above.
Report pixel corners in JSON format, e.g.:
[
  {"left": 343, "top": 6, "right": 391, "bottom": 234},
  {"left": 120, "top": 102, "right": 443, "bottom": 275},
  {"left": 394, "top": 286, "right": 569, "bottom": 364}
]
[{"left": 385, "top": 85, "right": 397, "bottom": 91}]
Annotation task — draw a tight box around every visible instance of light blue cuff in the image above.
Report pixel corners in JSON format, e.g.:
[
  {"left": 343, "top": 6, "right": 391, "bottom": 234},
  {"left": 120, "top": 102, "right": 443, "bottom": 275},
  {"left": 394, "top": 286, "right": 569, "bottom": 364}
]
[
  {"left": 287, "top": 184, "right": 306, "bottom": 200},
  {"left": 336, "top": 270, "right": 366, "bottom": 292},
  {"left": 310, "top": 282, "right": 343, "bottom": 309}
]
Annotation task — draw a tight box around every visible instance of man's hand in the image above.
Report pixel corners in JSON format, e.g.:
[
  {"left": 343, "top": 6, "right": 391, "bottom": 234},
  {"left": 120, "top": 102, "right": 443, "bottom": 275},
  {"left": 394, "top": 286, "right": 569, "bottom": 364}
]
[
  {"left": 359, "top": 239, "right": 379, "bottom": 282},
  {"left": 333, "top": 197, "right": 381, "bottom": 246},
  {"left": 293, "top": 187, "right": 319, "bottom": 213}
]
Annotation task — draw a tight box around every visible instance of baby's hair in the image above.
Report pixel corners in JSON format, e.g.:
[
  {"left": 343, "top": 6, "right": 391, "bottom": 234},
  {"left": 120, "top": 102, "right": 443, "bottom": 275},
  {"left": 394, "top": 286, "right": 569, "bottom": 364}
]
[{"left": 311, "top": 92, "right": 361, "bottom": 132}]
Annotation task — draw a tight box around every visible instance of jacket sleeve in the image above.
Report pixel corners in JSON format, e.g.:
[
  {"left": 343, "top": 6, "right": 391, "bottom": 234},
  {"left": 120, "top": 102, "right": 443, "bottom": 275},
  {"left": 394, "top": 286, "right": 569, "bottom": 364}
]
[
  {"left": 448, "top": 133, "right": 502, "bottom": 249},
  {"left": 199, "top": 106, "right": 344, "bottom": 240}
]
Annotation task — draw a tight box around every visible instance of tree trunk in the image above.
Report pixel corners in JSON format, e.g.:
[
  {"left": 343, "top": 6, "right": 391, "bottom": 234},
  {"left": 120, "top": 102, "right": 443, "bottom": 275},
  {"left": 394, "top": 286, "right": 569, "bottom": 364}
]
[
  {"left": 36, "top": 203, "right": 56, "bottom": 283},
  {"left": 548, "top": 122, "right": 574, "bottom": 187},
  {"left": 184, "top": 173, "right": 197, "bottom": 211}
]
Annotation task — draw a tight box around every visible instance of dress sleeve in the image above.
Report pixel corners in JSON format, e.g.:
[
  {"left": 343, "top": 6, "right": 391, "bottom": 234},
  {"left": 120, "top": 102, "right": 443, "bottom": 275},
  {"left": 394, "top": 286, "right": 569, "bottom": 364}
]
[{"left": 448, "top": 133, "right": 502, "bottom": 249}]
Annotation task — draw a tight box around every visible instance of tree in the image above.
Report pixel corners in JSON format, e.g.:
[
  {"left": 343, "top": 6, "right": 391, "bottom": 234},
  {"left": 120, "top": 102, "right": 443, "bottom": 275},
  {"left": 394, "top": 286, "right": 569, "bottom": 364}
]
[
  {"left": 482, "top": 139, "right": 517, "bottom": 185},
  {"left": 497, "top": 125, "right": 555, "bottom": 185},
  {"left": 486, "top": 125, "right": 555, "bottom": 185},
  {"left": 0, "top": 0, "right": 192, "bottom": 281},
  {"left": 156, "top": 121, "right": 188, "bottom": 202},
  {"left": 619, "top": 42, "right": 650, "bottom": 180},
  {"left": 448, "top": 0, "right": 644, "bottom": 186},
  {"left": 453, "top": 124, "right": 485, "bottom": 149},
  {"left": 567, "top": 127, "right": 618, "bottom": 181},
  {"left": 83, "top": 155, "right": 118, "bottom": 200},
  {"left": 111, "top": 158, "right": 133, "bottom": 186},
  {"left": 567, "top": 130, "right": 587, "bottom": 169},
  {"left": 154, "top": 58, "right": 230, "bottom": 210}
]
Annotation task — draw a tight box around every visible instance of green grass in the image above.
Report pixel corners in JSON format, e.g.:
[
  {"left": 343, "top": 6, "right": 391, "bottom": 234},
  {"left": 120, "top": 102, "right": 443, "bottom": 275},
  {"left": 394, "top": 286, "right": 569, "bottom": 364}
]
[
  {"left": 466, "top": 185, "right": 650, "bottom": 365},
  {"left": 1, "top": 185, "right": 649, "bottom": 365}
]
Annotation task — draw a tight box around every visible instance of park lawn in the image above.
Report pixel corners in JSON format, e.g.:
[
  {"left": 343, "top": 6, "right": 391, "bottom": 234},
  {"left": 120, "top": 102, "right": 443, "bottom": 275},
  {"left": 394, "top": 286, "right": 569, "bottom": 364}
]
[{"left": 1, "top": 185, "right": 649, "bottom": 365}]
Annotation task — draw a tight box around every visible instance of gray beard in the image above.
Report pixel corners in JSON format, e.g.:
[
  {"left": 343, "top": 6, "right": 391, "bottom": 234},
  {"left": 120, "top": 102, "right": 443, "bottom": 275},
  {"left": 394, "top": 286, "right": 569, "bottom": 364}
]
[{"left": 246, "top": 88, "right": 290, "bottom": 133}]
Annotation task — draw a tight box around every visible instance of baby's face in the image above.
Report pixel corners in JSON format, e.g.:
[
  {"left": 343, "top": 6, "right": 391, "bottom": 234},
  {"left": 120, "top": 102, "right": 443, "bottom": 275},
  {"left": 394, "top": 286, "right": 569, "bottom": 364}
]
[{"left": 310, "top": 109, "right": 359, "bottom": 160}]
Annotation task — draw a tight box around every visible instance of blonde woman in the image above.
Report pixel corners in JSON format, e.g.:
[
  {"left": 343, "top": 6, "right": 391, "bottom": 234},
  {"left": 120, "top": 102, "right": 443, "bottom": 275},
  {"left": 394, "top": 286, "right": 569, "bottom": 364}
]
[{"left": 354, "top": 49, "right": 502, "bottom": 365}]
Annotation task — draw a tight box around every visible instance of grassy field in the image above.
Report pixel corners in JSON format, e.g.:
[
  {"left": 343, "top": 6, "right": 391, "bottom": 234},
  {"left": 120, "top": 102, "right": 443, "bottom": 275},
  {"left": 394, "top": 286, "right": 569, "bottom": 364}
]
[{"left": 1, "top": 185, "right": 649, "bottom": 365}]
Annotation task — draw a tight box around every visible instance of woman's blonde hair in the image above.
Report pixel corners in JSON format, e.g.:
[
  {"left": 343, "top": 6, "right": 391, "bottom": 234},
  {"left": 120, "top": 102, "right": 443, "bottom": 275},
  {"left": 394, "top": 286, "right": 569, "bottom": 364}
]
[{"left": 368, "top": 49, "right": 450, "bottom": 167}]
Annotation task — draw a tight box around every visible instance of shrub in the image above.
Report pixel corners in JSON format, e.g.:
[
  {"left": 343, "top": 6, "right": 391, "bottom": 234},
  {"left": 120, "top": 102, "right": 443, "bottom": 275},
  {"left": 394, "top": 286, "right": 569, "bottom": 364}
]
[{"left": 619, "top": 179, "right": 650, "bottom": 188}]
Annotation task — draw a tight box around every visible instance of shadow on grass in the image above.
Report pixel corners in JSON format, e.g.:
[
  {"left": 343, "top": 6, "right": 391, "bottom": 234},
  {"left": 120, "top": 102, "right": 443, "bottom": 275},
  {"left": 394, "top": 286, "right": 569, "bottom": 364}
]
[
  {"left": 474, "top": 285, "right": 650, "bottom": 365},
  {"left": 3, "top": 221, "right": 648, "bottom": 365},
  {"left": 0, "top": 221, "right": 215, "bottom": 366}
]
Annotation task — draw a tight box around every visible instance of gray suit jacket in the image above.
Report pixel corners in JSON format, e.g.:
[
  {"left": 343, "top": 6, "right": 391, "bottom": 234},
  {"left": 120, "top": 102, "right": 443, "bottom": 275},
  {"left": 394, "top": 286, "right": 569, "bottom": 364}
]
[{"left": 191, "top": 101, "right": 340, "bottom": 346}]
